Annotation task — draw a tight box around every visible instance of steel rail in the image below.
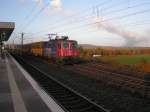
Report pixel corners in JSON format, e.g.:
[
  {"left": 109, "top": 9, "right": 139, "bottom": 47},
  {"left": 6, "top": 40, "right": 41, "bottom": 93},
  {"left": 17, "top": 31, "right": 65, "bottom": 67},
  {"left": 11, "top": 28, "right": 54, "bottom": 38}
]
[{"left": 13, "top": 54, "right": 110, "bottom": 112}]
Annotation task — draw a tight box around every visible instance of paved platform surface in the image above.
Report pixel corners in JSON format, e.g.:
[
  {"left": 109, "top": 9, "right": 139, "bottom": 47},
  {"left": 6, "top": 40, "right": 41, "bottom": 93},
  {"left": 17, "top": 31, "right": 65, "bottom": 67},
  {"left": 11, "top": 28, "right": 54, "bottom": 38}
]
[{"left": 0, "top": 53, "right": 65, "bottom": 112}]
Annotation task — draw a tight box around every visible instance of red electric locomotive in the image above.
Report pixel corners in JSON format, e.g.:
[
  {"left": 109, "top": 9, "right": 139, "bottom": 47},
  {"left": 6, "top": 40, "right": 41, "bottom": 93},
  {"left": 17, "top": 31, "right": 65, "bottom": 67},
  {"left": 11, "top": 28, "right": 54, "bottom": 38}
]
[
  {"left": 13, "top": 35, "right": 79, "bottom": 64},
  {"left": 50, "top": 36, "right": 78, "bottom": 56},
  {"left": 49, "top": 36, "right": 79, "bottom": 63}
]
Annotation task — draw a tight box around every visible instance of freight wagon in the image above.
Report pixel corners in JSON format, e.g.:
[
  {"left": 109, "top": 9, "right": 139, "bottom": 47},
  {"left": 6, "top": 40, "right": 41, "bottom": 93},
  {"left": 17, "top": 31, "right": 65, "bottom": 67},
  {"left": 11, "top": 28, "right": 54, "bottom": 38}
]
[{"left": 15, "top": 36, "right": 79, "bottom": 64}]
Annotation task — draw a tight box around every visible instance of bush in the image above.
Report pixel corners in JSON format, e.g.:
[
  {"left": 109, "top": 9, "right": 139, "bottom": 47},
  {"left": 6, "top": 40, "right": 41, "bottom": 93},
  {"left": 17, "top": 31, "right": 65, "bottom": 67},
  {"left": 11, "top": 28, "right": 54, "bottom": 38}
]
[{"left": 137, "top": 61, "right": 150, "bottom": 72}]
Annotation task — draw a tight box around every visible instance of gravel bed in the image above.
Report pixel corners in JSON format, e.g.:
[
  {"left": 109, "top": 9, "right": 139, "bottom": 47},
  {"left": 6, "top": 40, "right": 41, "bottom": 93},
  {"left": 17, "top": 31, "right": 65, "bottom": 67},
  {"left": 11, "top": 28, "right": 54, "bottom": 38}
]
[{"left": 21, "top": 55, "right": 150, "bottom": 112}]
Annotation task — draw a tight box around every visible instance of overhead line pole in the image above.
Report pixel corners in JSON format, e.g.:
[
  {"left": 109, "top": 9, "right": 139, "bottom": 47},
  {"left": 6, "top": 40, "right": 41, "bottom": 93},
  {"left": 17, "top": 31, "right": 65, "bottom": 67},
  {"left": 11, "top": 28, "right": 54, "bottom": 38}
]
[{"left": 21, "top": 32, "right": 24, "bottom": 54}]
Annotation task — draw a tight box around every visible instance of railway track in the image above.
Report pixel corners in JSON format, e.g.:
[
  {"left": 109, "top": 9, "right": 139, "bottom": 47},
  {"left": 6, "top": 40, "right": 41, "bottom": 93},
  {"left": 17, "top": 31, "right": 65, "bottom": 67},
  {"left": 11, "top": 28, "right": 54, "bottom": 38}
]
[
  {"left": 87, "top": 62, "right": 144, "bottom": 78},
  {"left": 12, "top": 54, "right": 110, "bottom": 112},
  {"left": 13, "top": 54, "right": 147, "bottom": 97},
  {"left": 64, "top": 63, "right": 145, "bottom": 96}
]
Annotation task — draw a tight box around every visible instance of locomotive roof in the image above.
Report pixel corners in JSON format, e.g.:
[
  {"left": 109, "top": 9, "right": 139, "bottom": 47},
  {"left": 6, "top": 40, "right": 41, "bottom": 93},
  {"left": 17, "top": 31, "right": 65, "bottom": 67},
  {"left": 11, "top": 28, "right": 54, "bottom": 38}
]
[
  {"left": 22, "top": 39, "right": 77, "bottom": 46},
  {"left": 50, "top": 39, "right": 77, "bottom": 42}
]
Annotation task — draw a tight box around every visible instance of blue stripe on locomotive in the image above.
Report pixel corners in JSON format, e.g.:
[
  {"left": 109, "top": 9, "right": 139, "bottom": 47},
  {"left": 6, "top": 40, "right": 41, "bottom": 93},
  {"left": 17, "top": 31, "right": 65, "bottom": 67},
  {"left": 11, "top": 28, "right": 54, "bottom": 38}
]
[
  {"left": 43, "top": 42, "right": 51, "bottom": 57},
  {"left": 49, "top": 41, "right": 57, "bottom": 57},
  {"left": 43, "top": 41, "right": 57, "bottom": 57}
]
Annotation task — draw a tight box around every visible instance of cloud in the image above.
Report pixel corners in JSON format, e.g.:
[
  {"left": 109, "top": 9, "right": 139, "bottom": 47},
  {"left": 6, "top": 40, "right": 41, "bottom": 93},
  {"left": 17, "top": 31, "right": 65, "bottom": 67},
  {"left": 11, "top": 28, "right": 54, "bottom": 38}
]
[
  {"left": 47, "top": 0, "right": 73, "bottom": 16},
  {"left": 94, "top": 17, "right": 148, "bottom": 46},
  {"left": 49, "top": 0, "right": 62, "bottom": 11}
]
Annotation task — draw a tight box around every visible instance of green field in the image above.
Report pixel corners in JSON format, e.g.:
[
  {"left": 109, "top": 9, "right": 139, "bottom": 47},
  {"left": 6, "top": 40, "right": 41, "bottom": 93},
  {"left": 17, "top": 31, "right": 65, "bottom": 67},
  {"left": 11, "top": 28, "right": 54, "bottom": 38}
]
[{"left": 101, "top": 55, "right": 150, "bottom": 65}]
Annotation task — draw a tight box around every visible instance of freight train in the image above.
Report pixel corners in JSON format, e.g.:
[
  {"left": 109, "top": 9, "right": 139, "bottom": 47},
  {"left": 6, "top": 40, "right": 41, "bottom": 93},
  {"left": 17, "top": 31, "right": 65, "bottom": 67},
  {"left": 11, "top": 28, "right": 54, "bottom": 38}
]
[{"left": 13, "top": 36, "right": 79, "bottom": 64}]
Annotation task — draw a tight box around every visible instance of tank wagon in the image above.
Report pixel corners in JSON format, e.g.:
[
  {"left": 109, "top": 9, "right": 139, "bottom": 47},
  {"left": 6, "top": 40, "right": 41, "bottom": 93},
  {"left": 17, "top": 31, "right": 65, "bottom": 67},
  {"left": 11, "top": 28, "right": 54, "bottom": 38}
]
[{"left": 16, "top": 36, "right": 79, "bottom": 64}]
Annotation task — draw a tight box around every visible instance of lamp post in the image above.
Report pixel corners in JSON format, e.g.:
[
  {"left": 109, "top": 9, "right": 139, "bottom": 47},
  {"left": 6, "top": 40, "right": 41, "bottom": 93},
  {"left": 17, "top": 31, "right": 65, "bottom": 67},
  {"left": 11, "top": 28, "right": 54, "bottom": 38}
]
[{"left": 0, "top": 32, "right": 5, "bottom": 59}]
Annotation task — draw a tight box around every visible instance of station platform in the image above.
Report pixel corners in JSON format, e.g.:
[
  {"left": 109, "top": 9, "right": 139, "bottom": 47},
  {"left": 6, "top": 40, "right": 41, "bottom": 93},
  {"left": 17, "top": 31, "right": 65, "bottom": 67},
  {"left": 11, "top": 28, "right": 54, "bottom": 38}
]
[{"left": 0, "top": 52, "right": 65, "bottom": 112}]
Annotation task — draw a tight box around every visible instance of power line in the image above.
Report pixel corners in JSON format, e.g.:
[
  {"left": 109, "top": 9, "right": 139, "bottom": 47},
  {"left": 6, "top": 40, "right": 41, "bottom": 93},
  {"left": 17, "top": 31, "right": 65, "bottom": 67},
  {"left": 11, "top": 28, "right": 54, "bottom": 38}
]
[
  {"left": 104, "top": 8, "right": 150, "bottom": 22},
  {"left": 20, "top": 2, "right": 50, "bottom": 32},
  {"left": 59, "top": 2, "right": 150, "bottom": 32},
  {"left": 27, "top": 1, "right": 150, "bottom": 40},
  {"left": 103, "top": 1, "right": 150, "bottom": 16},
  {"left": 47, "top": 7, "right": 150, "bottom": 35},
  {"left": 17, "top": 4, "right": 39, "bottom": 31},
  {"left": 30, "top": 18, "right": 150, "bottom": 41},
  {"left": 33, "top": 17, "right": 149, "bottom": 38},
  {"left": 34, "top": 1, "right": 150, "bottom": 34},
  {"left": 97, "top": 0, "right": 127, "bottom": 13},
  {"left": 55, "top": 8, "right": 150, "bottom": 35},
  {"left": 11, "top": 3, "right": 39, "bottom": 39},
  {"left": 35, "top": 14, "right": 95, "bottom": 34},
  {"left": 69, "top": 20, "right": 150, "bottom": 36},
  {"left": 32, "top": 0, "right": 113, "bottom": 33}
]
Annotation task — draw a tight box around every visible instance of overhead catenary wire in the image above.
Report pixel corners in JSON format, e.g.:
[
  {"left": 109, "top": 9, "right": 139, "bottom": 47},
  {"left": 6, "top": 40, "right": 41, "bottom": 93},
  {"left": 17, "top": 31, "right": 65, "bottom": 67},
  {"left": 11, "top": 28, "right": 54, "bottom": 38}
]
[
  {"left": 21, "top": 1, "right": 150, "bottom": 44},
  {"left": 17, "top": 4, "right": 39, "bottom": 31},
  {"left": 11, "top": 3, "right": 39, "bottom": 40},
  {"left": 14, "top": 2, "right": 148, "bottom": 40},
  {"left": 20, "top": 2, "right": 50, "bottom": 32},
  {"left": 57, "top": 1, "right": 150, "bottom": 32},
  {"left": 67, "top": 20, "right": 150, "bottom": 37},
  {"left": 44, "top": 8, "right": 150, "bottom": 35},
  {"left": 56, "top": 2, "right": 150, "bottom": 32},
  {"left": 12, "top": 18, "right": 150, "bottom": 44},
  {"left": 12, "top": 3, "right": 44, "bottom": 38},
  {"left": 32, "top": 7, "right": 150, "bottom": 39},
  {"left": 12, "top": 1, "right": 37, "bottom": 25},
  {"left": 34, "top": 1, "right": 150, "bottom": 35},
  {"left": 17, "top": 0, "right": 110, "bottom": 35},
  {"left": 32, "top": 0, "right": 114, "bottom": 34},
  {"left": 53, "top": 19, "right": 150, "bottom": 36},
  {"left": 103, "top": 1, "right": 150, "bottom": 16},
  {"left": 34, "top": 0, "right": 128, "bottom": 34}
]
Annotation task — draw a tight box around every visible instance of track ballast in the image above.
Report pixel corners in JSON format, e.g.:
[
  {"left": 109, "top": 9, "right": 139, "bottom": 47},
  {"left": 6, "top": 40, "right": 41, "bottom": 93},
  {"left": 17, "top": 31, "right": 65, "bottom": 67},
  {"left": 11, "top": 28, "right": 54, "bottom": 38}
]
[{"left": 13, "top": 54, "right": 109, "bottom": 112}]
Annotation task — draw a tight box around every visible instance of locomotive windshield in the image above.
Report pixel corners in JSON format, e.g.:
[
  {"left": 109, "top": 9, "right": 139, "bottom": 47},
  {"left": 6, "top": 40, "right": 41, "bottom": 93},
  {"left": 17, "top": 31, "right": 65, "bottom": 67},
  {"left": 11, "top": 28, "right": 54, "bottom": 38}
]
[
  {"left": 72, "top": 41, "right": 77, "bottom": 48},
  {"left": 63, "top": 41, "right": 69, "bottom": 48}
]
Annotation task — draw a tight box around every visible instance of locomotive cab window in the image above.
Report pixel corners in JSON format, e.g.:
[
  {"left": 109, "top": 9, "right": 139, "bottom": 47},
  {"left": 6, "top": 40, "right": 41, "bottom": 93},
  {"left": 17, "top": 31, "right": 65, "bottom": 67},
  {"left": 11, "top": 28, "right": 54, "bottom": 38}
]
[
  {"left": 63, "top": 41, "right": 68, "bottom": 48},
  {"left": 72, "top": 41, "right": 77, "bottom": 48}
]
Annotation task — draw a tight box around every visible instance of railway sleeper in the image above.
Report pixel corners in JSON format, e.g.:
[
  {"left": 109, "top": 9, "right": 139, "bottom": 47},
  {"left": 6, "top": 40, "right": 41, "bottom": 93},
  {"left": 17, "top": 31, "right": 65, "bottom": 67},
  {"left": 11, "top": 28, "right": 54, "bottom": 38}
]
[
  {"left": 59, "top": 98, "right": 84, "bottom": 105},
  {"left": 52, "top": 94, "right": 76, "bottom": 99},
  {"left": 54, "top": 95, "right": 80, "bottom": 102},
  {"left": 65, "top": 105, "right": 94, "bottom": 112},
  {"left": 63, "top": 102, "right": 92, "bottom": 110},
  {"left": 12, "top": 54, "right": 111, "bottom": 112}
]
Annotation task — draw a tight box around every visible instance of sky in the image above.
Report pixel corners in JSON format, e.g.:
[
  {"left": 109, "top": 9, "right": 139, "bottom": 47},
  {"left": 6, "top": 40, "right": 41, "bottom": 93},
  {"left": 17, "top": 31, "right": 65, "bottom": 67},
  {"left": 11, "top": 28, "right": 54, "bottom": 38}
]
[{"left": 1, "top": 0, "right": 150, "bottom": 47}]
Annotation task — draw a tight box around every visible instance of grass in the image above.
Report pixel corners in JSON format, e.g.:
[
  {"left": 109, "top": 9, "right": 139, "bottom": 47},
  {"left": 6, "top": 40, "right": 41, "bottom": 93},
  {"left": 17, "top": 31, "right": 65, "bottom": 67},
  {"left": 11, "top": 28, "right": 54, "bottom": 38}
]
[{"left": 100, "top": 54, "right": 150, "bottom": 65}]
